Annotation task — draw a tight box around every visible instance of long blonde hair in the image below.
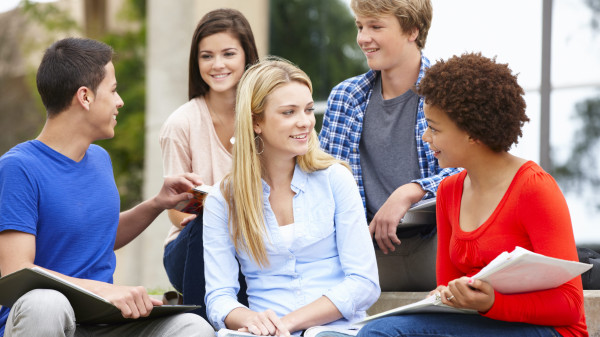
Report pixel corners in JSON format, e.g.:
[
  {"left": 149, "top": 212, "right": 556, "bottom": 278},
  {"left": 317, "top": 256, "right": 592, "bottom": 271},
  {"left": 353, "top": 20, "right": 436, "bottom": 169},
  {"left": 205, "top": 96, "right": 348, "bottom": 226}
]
[{"left": 221, "top": 57, "right": 348, "bottom": 267}]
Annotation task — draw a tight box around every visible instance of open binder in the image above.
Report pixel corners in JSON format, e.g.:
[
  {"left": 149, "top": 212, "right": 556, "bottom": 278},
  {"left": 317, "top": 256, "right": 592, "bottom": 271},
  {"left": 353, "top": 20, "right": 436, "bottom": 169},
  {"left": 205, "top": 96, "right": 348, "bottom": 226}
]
[
  {"left": 0, "top": 267, "right": 200, "bottom": 324},
  {"left": 399, "top": 197, "right": 436, "bottom": 228}
]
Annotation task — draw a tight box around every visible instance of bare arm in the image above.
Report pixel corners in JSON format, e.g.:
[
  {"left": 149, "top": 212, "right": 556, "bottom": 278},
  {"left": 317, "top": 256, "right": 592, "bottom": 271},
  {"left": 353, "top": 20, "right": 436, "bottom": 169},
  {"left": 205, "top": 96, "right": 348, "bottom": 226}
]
[
  {"left": 0, "top": 230, "right": 36, "bottom": 277},
  {"left": 0, "top": 230, "right": 161, "bottom": 318},
  {"left": 167, "top": 209, "right": 197, "bottom": 231},
  {"left": 369, "top": 182, "right": 426, "bottom": 253},
  {"left": 114, "top": 173, "right": 202, "bottom": 250},
  {"left": 280, "top": 296, "right": 342, "bottom": 334}
]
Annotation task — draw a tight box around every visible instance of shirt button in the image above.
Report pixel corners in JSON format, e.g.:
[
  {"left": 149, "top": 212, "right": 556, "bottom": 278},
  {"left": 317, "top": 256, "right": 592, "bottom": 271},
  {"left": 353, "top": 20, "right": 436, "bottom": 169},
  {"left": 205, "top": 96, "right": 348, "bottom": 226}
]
[
  {"left": 295, "top": 290, "right": 301, "bottom": 296},
  {"left": 288, "top": 255, "right": 294, "bottom": 260},
  {"left": 353, "top": 148, "right": 356, "bottom": 153}
]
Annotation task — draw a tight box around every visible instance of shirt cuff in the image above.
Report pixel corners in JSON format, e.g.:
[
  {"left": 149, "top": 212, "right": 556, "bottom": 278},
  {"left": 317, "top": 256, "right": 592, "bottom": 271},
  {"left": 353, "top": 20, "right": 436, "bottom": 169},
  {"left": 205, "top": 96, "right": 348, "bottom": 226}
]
[
  {"left": 208, "top": 296, "right": 247, "bottom": 330},
  {"left": 324, "top": 287, "right": 357, "bottom": 321}
]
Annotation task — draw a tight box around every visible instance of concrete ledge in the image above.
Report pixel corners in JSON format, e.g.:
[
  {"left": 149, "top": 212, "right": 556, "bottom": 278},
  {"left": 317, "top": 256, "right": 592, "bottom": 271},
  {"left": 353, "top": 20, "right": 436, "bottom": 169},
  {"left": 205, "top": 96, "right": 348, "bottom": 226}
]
[
  {"left": 585, "top": 290, "right": 600, "bottom": 337},
  {"left": 369, "top": 291, "right": 600, "bottom": 337}
]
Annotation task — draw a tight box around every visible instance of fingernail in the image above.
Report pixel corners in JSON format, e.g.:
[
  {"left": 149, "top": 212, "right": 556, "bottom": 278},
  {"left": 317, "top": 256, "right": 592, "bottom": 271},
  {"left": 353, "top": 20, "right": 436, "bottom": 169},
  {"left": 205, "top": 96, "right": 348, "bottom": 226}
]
[{"left": 468, "top": 278, "right": 474, "bottom": 284}]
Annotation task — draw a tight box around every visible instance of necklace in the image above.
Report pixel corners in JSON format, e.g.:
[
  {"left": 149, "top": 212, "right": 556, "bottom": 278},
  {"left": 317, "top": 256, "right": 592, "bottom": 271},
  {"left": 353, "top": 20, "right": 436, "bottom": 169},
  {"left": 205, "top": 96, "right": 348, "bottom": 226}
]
[{"left": 205, "top": 97, "right": 235, "bottom": 146}]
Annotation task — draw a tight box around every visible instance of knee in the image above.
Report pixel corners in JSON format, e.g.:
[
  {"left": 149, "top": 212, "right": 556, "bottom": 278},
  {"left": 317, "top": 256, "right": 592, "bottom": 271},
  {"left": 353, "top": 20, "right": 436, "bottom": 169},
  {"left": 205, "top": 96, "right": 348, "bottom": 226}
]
[
  {"left": 357, "top": 325, "right": 391, "bottom": 337},
  {"left": 7, "top": 289, "right": 75, "bottom": 335},
  {"left": 13, "top": 289, "right": 72, "bottom": 315},
  {"left": 165, "top": 313, "right": 215, "bottom": 337}
]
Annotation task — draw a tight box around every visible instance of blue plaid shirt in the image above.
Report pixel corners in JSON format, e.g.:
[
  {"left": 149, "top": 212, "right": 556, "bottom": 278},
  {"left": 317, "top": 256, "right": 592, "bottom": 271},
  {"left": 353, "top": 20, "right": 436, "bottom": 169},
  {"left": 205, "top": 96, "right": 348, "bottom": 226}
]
[{"left": 319, "top": 54, "right": 461, "bottom": 210}]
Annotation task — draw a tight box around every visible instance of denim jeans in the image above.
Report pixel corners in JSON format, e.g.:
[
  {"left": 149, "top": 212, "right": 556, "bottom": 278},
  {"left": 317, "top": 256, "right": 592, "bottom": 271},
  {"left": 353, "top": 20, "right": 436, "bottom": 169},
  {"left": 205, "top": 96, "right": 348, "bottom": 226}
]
[
  {"left": 312, "top": 332, "right": 356, "bottom": 337},
  {"left": 356, "top": 313, "right": 560, "bottom": 337},
  {"left": 163, "top": 215, "right": 248, "bottom": 319}
]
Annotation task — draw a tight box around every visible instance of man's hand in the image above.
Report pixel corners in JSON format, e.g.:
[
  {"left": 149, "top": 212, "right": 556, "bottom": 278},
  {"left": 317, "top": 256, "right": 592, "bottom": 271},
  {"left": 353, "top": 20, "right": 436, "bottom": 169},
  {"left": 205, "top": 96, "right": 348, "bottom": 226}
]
[
  {"left": 153, "top": 173, "right": 204, "bottom": 211},
  {"left": 115, "top": 173, "right": 204, "bottom": 250},
  {"left": 95, "top": 284, "right": 162, "bottom": 319},
  {"left": 369, "top": 183, "right": 426, "bottom": 254}
]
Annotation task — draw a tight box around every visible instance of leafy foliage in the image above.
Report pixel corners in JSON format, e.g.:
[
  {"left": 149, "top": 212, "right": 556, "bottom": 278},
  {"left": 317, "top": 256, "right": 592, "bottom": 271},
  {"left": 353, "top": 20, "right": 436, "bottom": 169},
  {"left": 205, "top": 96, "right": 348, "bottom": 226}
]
[
  {"left": 586, "top": 0, "right": 600, "bottom": 29},
  {"left": 94, "top": 6, "right": 146, "bottom": 210},
  {"left": 0, "top": 0, "right": 79, "bottom": 155},
  {"left": 552, "top": 0, "right": 600, "bottom": 208},
  {"left": 553, "top": 98, "right": 600, "bottom": 204},
  {"left": 21, "top": 0, "right": 79, "bottom": 34},
  {"left": 269, "top": 0, "right": 367, "bottom": 102}
]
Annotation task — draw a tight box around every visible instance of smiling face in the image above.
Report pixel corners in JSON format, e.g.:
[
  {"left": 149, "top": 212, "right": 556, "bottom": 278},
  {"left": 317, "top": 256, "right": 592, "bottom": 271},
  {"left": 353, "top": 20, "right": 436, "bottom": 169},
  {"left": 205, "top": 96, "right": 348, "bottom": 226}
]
[
  {"left": 198, "top": 31, "right": 246, "bottom": 94},
  {"left": 355, "top": 13, "right": 418, "bottom": 73},
  {"left": 87, "top": 61, "right": 123, "bottom": 140},
  {"left": 253, "top": 81, "right": 315, "bottom": 163},
  {"left": 422, "top": 103, "right": 472, "bottom": 168}
]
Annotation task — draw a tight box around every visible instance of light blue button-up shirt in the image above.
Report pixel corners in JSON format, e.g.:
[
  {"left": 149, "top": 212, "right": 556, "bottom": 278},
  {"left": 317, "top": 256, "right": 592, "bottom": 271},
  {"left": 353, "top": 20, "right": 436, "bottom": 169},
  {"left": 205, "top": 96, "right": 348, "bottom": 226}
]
[{"left": 203, "top": 163, "right": 380, "bottom": 333}]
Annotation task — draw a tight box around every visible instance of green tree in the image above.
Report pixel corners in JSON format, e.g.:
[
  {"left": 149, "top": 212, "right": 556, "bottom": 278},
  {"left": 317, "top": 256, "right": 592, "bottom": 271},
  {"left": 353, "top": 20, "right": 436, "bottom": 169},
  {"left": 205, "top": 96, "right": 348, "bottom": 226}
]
[
  {"left": 587, "top": 0, "right": 600, "bottom": 29},
  {"left": 0, "top": 0, "right": 79, "bottom": 155},
  {"left": 552, "top": 0, "right": 600, "bottom": 209},
  {"left": 269, "top": 0, "right": 367, "bottom": 103},
  {"left": 94, "top": 1, "right": 146, "bottom": 209},
  {"left": 553, "top": 98, "right": 600, "bottom": 200}
]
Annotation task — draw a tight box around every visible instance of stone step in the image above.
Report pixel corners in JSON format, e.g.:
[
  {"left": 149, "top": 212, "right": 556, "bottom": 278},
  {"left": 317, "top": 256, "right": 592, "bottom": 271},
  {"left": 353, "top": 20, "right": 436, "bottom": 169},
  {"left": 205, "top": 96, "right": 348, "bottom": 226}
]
[{"left": 369, "top": 291, "right": 600, "bottom": 337}]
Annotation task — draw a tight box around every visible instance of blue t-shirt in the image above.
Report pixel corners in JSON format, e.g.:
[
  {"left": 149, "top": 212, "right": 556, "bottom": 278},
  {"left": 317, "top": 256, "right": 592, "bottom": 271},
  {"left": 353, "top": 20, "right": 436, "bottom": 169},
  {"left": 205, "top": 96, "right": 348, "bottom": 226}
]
[{"left": 0, "top": 140, "right": 120, "bottom": 335}]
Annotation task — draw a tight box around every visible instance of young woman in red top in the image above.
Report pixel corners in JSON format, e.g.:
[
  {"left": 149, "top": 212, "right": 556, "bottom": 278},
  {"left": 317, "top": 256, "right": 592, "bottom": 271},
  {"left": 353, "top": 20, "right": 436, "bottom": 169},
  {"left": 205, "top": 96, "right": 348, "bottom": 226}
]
[{"left": 357, "top": 53, "right": 588, "bottom": 337}]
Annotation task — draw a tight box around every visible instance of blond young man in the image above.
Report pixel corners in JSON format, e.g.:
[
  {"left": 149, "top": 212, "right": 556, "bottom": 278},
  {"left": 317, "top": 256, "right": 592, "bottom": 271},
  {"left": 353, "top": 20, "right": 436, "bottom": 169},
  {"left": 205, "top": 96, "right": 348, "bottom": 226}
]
[{"left": 319, "top": 0, "right": 460, "bottom": 291}]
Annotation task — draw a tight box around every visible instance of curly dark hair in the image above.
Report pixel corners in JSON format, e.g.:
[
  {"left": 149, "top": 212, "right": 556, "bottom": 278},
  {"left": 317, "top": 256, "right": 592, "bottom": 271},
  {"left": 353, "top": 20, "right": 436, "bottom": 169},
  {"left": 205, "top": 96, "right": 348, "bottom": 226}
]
[{"left": 417, "top": 52, "right": 529, "bottom": 152}]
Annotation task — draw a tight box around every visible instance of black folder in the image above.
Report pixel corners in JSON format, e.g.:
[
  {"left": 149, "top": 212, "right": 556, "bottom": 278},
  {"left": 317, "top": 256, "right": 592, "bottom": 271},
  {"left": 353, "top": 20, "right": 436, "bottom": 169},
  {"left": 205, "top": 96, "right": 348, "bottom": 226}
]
[{"left": 0, "top": 268, "right": 200, "bottom": 324}]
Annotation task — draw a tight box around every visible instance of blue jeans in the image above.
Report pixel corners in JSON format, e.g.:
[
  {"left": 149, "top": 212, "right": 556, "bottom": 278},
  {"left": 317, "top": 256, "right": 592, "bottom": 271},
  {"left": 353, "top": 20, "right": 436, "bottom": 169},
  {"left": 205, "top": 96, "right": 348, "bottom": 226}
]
[
  {"left": 356, "top": 314, "right": 560, "bottom": 337},
  {"left": 163, "top": 216, "right": 248, "bottom": 319}
]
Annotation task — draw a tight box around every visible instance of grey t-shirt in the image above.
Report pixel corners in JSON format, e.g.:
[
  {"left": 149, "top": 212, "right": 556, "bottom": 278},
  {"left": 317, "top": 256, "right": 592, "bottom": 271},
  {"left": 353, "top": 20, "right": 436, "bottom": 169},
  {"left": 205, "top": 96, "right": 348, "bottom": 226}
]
[{"left": 359, "top": 74, "right": 421, "bottom": 224}]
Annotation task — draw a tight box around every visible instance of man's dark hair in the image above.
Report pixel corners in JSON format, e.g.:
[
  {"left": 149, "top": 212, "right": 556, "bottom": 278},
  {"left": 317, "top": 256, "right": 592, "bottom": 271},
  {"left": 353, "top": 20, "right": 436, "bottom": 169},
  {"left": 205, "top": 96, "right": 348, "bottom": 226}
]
[{"left": 36, "top": 37, "right": 114, "bottom": 117}]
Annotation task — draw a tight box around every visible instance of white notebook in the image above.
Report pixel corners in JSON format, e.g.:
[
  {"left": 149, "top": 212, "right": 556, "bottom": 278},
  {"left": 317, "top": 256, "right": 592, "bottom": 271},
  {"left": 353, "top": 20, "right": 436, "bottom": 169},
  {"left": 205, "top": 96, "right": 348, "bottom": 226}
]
[{"left": 357, "top": 246, "right": 592, "bottom": 326}]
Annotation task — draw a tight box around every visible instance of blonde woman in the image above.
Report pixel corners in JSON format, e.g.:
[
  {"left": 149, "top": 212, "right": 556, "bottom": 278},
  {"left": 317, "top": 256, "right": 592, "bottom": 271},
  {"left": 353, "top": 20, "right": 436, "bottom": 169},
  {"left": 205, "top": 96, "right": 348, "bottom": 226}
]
[{"left": 203, "top": 58, "right": 380, "bottom": 336}]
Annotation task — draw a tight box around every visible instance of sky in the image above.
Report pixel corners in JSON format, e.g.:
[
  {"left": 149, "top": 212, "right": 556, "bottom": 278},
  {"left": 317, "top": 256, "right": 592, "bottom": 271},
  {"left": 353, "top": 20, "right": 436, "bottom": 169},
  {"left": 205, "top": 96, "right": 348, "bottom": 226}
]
[
  {"left": 3, "top": 0, "right": 599, "bottom": 243},
  {"left": 0, "top": 0, "right": 55, "bottom": 12}
]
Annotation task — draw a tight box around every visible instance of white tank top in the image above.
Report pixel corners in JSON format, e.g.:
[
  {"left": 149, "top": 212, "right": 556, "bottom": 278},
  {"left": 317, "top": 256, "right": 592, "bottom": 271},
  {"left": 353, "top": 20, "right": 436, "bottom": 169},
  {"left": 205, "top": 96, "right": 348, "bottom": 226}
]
[{"left": 279, "top": 223, "right": 296, "bottom": 249}]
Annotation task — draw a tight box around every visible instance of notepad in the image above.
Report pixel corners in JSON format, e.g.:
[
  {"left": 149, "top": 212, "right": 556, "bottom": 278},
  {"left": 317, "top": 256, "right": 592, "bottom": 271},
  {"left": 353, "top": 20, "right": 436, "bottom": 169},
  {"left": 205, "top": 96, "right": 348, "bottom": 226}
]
[
  {"left": 356, "top": 246, "right": 592, "bottom": 326},
  {"left": 0, "top": 267, "right": 200, "bottom": 324}
]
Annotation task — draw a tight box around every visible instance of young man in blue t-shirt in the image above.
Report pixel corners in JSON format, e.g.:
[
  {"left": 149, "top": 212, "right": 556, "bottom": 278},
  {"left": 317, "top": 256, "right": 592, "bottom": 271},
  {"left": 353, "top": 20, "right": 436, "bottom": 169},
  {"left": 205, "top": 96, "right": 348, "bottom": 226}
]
[
  {"left": 319, "top": 0, "right": 461, "bottom": 291},
  {"left": 0, "top": 38, "right": 215, "bottom": 336}
]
